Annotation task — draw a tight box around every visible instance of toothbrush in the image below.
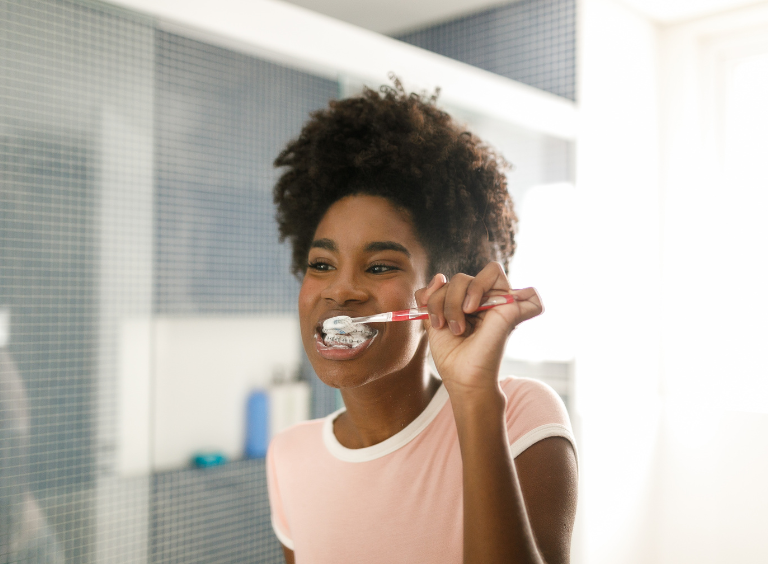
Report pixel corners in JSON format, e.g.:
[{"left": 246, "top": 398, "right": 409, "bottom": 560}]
[{"left": 332, "top": 294, "right": 516, "bottom": 326}]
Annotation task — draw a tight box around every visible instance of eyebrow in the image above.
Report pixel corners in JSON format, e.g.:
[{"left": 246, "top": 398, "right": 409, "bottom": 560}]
[
  {"left": 310, "top": 238, "right": 337, "bottom": 252},
  {"left": 364, "top": 241, "right": 411, "bottom": 257},
  {"left": 309, "top": 239, "right": 411, "bottom": 258}
]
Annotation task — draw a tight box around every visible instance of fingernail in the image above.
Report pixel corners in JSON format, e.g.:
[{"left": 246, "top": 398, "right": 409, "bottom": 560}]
[
  {"left": 427, "top": 275, "right": 437, "bottom": 288},
  {"left": 449, "top": 320, "right": 460, "bottom": 335},
  {"left": 429, "top": 314, "right": 440, "bottom": 328},
  {"left": 462, "top": 295, "right": 471, "bottom": 312}
]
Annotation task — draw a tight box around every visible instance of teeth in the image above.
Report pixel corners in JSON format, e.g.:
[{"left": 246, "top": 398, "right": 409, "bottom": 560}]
[
  {"left": 324, "top": 334, "right": 366, "bottom": 346},
  {"left": 321, "top": 323, "right": 375, "bottom": 348}
]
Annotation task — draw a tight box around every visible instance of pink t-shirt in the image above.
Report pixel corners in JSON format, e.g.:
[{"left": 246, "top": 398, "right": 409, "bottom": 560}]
[{"left": 266, "top": 376, "right": 576, "bottom": 564}]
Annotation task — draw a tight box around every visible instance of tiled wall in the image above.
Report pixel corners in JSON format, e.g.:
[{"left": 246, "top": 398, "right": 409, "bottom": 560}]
[
  {"left": 1, "top": 1, "right": 155, "bottom": 561},
  {"left": 397, "top": 0, "right": 577, "bottom": 101},
  {"left": 1, "top": 1, "right": 335, "bottom": 562},
  {"left": 151, "top": 31, "right": 337, "bottom": 563},
  {"left": 154, "top": 32, "right": 336, "bottom": 316},
  {"left": 151, "top": 460, "right": 277, "bottom": 564}
]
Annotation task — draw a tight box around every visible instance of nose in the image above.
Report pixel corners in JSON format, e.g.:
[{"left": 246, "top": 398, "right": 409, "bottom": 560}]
[{"left": 320, "top": 267, "right": 369, "bottom": 306}]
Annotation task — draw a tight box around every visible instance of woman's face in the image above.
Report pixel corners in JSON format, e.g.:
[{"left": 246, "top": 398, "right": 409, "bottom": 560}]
[{"left": 299, "top": 194, "right": 431, "bottom": 389}]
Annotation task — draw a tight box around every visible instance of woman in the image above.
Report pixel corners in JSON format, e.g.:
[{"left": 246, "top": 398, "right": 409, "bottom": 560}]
[{"left": 267, "top": 80, "right": 578, "bottom": 564}]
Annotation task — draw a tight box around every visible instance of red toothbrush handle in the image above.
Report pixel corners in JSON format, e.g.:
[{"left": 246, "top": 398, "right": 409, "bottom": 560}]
[
  {"left": 390, "top": 294, "right": 515, "bottom": 322},
  {"left": 390, "top": 309, "right": 427, "bottom": 321}
]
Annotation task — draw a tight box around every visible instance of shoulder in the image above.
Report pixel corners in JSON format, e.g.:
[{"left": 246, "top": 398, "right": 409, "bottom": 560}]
[
  {"left": 501, "top": 376, "right": 568, "bottom": 421},
  {"left": 267, "top": 419, "right": 327, "bottom": 554},
  {"left": 268, "top": 417, "right": 325, "bottom": 465},
  {"left": 499, "top": 376, "right": 576, "bottom": 462},
  {"left": 501, "top": 376, "right": 570, "bottom": 428}
]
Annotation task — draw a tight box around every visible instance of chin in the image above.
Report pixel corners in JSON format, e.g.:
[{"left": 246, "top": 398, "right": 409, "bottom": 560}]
[{"left": 312, "top": 361, "right": 380, "bottom": 390}]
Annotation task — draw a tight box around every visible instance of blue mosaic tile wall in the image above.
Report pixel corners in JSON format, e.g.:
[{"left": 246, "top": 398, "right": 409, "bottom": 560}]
[
  {"left": 396, "top": 0, "right": 577, "bottom": 101},
  {"left": 1, "top": 1, "right": 153, "bottom": 561},
  {"left": 154, "top": 32, "right": 337, "bottom": 316},
  {"left": 1, "top": 1, "right": 336, "bottom": 562},
  {"left": 151, "top": 31, "right": 337, "bottom": 564}
]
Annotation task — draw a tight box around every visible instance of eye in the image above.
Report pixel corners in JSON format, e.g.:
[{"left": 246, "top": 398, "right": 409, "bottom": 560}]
[
  {"left": 368, "top": 263, "right": 400, "bottom": 274},
  {"left": 307, "top": 260, "right": 334, "bottom": 272}
]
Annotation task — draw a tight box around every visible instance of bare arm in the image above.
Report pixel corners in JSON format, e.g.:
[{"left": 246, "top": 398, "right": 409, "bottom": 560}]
[
  {"left": 417, "top": 263, "right": 578, "bottom": 563},
  {"left": 452, "top": 387, "right": 577, "bottom": 564},
  {"left": 515, "top": 437, "right": 578, "bottom": 564}
]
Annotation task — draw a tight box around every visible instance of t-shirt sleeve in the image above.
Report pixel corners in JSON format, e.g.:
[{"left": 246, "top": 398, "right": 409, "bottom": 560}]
[
  {"left": 266, "top": 439, "right": 294, "bottom": 550},
  {"left": 502, "top": 377, "right": 578, "bottom": 466}
]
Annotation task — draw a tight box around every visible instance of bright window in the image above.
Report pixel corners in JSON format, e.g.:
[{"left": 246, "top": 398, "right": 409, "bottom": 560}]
[{"left": 707, "top": 46, "right": 768, "bottom": 412}]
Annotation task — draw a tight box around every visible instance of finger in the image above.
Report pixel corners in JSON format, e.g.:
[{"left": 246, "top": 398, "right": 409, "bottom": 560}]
[
  {"left": 444, "top": 273, "right": 473, "bottom": 335},
  {"left": 415, "top": 273, "right": 447, "bottom": 307},
  {"left": 509, "top": 287, "right": 545, "bottom": 323},
  {"left": 470, "top": 286, "right": 543, "bottom": 347},
  {"left": 462, "top": 262, "right": 510, "bottom": 314},
  {"left": 425, "top": 281, "right": 449, "bottom": 330}
]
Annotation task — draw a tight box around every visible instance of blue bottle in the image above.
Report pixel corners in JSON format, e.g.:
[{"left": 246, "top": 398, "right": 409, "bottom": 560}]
[{"left": 245, "top": 390, "right": 270, "bottom": 458}]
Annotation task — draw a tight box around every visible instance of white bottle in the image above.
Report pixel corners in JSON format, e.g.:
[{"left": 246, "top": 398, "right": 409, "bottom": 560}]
[{"left": 268, "top": 366, "right": 310, "bottom": 438}]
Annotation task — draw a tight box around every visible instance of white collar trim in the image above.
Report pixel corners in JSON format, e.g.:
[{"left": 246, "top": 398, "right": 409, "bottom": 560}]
[{"left": 322, "top": 383, "right": 449, "bottom": 462}]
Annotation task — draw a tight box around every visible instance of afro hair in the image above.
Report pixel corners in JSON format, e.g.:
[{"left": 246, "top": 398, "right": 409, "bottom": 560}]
[{"left": 273, "top": 76, "right": 517, "bottom": 280}]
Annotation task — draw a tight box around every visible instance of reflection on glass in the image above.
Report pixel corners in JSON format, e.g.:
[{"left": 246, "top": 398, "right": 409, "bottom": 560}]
[{"left": 0, "top": 310, "right": 64, "bottom": 564}]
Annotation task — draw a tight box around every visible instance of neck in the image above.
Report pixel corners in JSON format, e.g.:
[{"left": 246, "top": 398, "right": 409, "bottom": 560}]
[{"left": 334, "top": 346, "right": 442, "bottom": 449}]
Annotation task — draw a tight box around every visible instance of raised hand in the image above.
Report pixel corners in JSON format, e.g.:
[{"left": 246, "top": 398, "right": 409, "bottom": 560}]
[{"left": 414, "top": 262, "right": 543, "bottom": 395}]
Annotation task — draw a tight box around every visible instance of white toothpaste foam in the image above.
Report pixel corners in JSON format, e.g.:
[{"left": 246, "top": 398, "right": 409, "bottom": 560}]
[{"left": 322, "top": 316, "right": 375, "bottom": 348}]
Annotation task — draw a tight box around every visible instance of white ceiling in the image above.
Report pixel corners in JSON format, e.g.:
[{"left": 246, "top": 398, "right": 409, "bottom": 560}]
[
  {"left": 620, "top": 0, "right": 766, "bottom": 22},
  {"left": 280, "top": 0, "right": 511, "bottom": 34},
  {"left": 280, "top": 0, "right": 767, "bottom": 34}
]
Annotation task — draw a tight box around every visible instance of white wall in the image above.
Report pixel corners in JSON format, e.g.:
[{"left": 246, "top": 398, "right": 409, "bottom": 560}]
[
  {"left": 116, "top": 316, "right": 303, "bottom": 473},
  {"left": 577, "top": 2, "right": 768, "bottom": 563},
  {"left": 575, "top": 1, "right": 662, "bottom": 563},
  {"left": 655, "top": 4, "right": 768, "bottom": 562}
]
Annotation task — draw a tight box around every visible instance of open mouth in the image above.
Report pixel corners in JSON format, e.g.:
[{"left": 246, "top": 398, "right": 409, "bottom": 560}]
[
  {"left": 319, "top": 320, "right": 377, "bottom": 349},
  {"left": 313, "top": 316, "right": 379, "bottom": 360}
]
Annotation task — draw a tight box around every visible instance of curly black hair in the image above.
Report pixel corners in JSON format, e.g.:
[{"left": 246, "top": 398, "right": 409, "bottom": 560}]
[{"left": 273, "top": 77, "right": 517, "bottom": 280}]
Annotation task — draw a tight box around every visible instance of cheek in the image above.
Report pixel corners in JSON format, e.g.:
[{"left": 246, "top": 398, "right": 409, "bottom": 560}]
[
  {"left": 298, "top": 275, "right": 323, "bottom": 307},
  {"left": 298, "top": 279, "right": 310, "bottom": 312},
  {"left": 298, "top": 278, "right": 320, "bottom": 335},
  {"left": 385, "top": 316, "right": 425, "bottom": 366},
  {"left": 377, "top": 281, "right": 424, "bottom": 356},
  {"left": 380, "top": 277, "right": 420, "bottom": 309}
]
